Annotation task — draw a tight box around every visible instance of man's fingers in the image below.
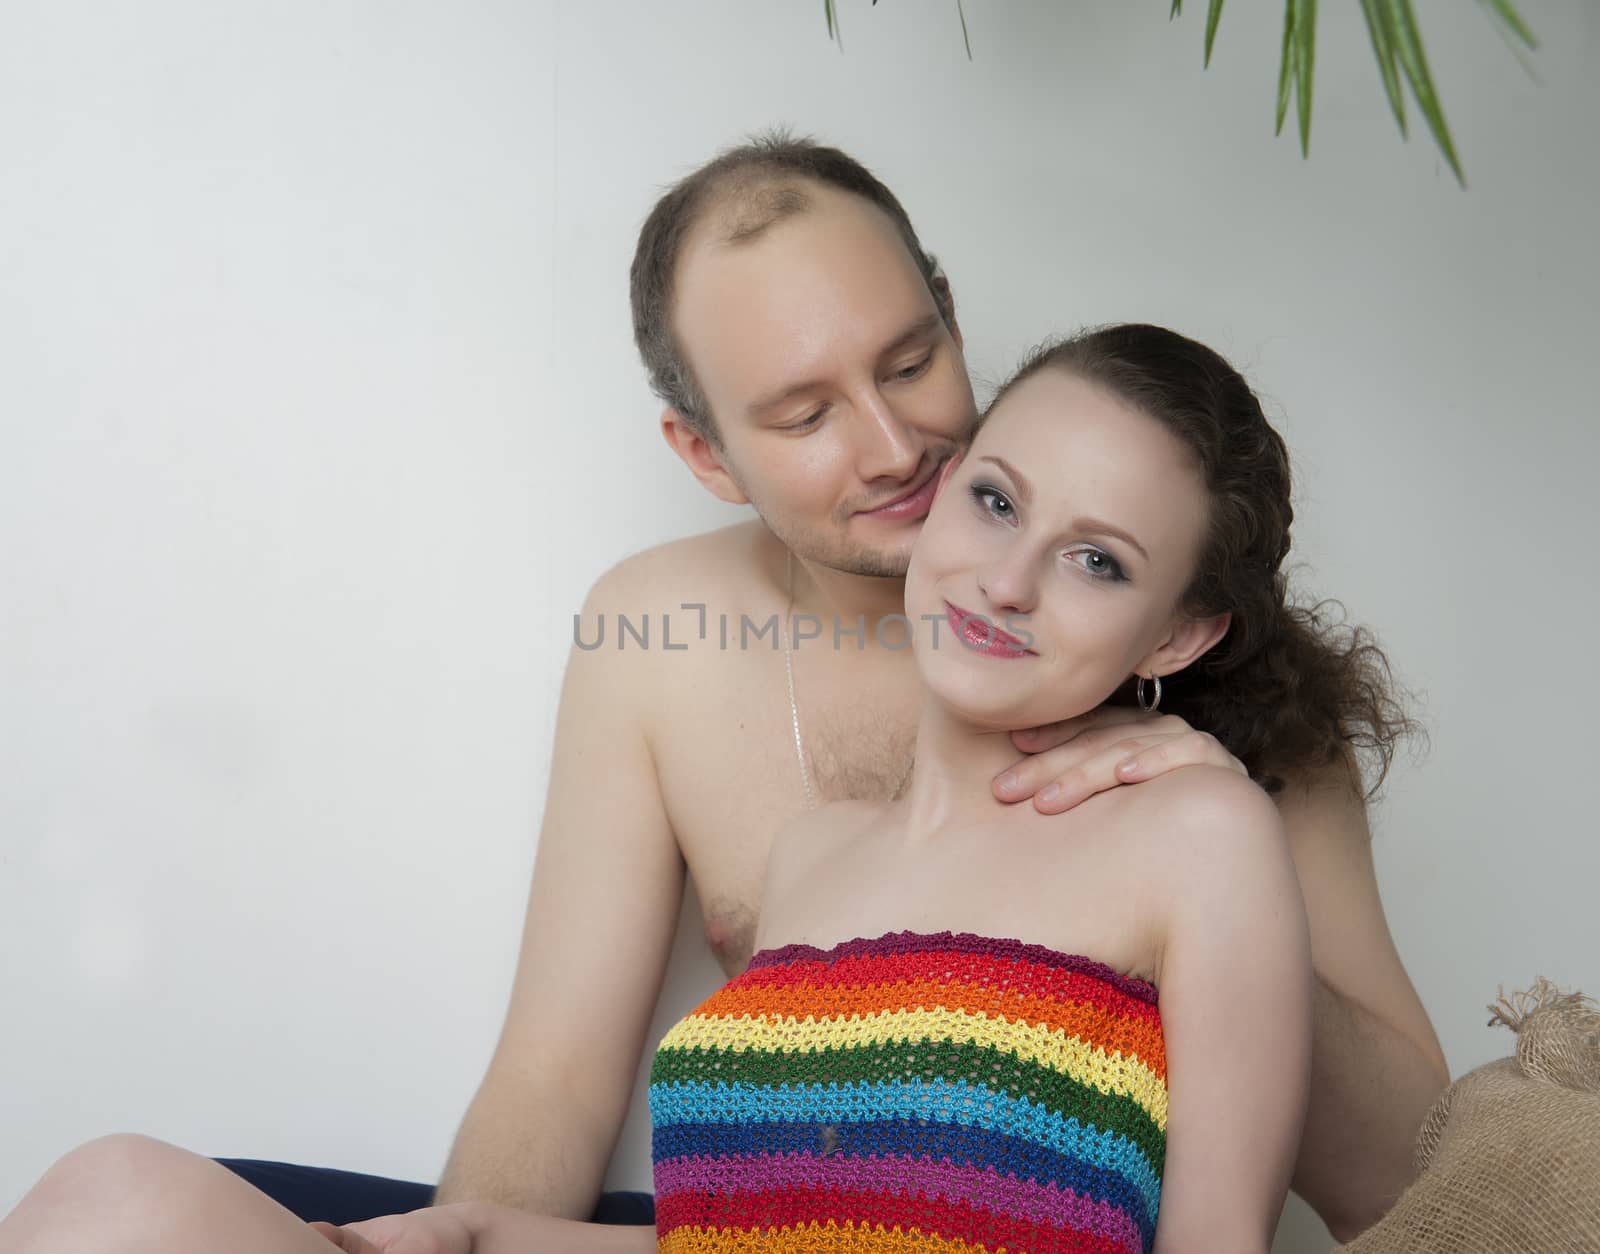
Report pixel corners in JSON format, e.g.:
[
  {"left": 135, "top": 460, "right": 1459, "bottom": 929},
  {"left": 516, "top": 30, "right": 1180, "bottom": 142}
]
[
  {"left": 308, "top": 1225, "right": 385, "bottom": 1254},
  {"left": 994, "top": 744, "right": 1079, "bottom": 800},
  {"left": 340, "top": 1216, "right": 415, "bottom": 1250},
  {"left": 1026, "top": 731, "right": 1231, "bottom": 813},
  {"left": 1000, "top": 722, "right": 1244, "bottom": 811},
  {"left": 1012, "top": 707, "right": 1187, "bottom": 754},
  {"left": 1117, "top": 731, "right": 1246, "bottom": 781},
  {"left": 996, "top": 732, "right": 1165, "bottom": 800},
  {"left": 1009, "top": 718, "right": 1084, "bottom": 752},
  {"left": 1031, "top": 744, "right": 1148, "bottom": 813},
  {"left": 994, "top": 738, "right": 1152, "bottom": 806}
]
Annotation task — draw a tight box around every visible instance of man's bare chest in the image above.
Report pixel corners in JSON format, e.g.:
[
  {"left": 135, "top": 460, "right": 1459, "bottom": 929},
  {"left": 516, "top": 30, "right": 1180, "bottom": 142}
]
[{"left": 651, "top": 652, "right": 919, "bottom": 974}]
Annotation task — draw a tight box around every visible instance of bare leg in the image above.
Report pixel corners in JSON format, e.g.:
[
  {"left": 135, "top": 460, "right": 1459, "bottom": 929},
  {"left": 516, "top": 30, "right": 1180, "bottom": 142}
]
[{"left": 0, "top": 1135, "right": 348, "bottom": 1254}]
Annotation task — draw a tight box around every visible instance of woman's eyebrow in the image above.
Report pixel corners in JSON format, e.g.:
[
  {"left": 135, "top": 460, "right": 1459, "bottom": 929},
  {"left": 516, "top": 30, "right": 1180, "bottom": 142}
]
[
  {"left": 977, "top": 454, "right": 1149, "bottom": 561},
  {"left": 978, "top": 455, "right": 1032, "bottom": 504}
]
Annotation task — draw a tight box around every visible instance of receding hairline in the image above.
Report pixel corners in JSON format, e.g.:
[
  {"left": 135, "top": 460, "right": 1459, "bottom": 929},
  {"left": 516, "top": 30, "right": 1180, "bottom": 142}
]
[
  {"left": 686, "top": 170, "right": 860, "bottom": 256},
  {"left": 712, "top": 173, "right": 814, "bottom": 245},
  {"left": 679, "top": 175, "right": 935, "bottom": 294},
  {"left": 671, "top": 180, "right": 947, "bottom": 404}
]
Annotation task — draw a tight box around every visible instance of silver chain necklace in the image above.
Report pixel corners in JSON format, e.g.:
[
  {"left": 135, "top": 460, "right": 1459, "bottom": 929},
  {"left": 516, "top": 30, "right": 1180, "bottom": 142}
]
[
  {"left": 783, "top": 548, "right": 818, "bottom": 811},
  {"left": 782, "top": 549, "right": 915, "bottom": 811}
]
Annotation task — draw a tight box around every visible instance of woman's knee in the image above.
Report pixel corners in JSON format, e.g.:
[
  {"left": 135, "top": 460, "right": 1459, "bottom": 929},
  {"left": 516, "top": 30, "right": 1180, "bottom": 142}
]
[
  {"left": 47, "top": 1133, "right": 194, "bottom": 1192},
  {"left": 14, "top": 1134, "right": 214, "bottom": 1233}
]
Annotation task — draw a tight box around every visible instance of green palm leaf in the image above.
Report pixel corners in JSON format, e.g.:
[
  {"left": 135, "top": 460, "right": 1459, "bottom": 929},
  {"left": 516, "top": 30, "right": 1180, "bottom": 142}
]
[
  {"left": 1272, "top": 0, "right": 1318, "bottom": 155},
  {"left": 1275, "top": 2, "right": 1295, "bottom": 138},
  {"left": 1360, "top": 0, "right": 1408, "bottom": 136},
  {"left": 829, "top": 1, "right": 1539, "bottom": 186},
  {"left": 1204, "top": 0, "right": 1226, "bottom": 67},
  {"left": 1389, "top": 0, "right": 1464, "bottom": 183},
  {"left": 1294, "top": 0, "right": 1317, "bottom": 154},
  {"left": 1479, "top": 0, "right": 1537, "bottom": 48}
]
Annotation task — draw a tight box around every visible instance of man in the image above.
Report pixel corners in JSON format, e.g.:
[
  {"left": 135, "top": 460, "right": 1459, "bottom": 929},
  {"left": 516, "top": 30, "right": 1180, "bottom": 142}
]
[{"left": 241, "top": 133, "right": 1449, "bottom": 1243}]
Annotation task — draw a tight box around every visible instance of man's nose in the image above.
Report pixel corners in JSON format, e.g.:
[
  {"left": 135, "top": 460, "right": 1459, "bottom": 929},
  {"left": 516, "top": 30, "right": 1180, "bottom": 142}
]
[{"left": 853, "top": 389, "right": 923, "bottom": 483}]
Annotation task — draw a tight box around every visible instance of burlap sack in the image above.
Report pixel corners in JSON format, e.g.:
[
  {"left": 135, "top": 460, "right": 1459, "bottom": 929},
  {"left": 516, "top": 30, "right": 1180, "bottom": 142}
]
[{"left": 1336, "top": 978, "right": 1600, "bottom": 1253}]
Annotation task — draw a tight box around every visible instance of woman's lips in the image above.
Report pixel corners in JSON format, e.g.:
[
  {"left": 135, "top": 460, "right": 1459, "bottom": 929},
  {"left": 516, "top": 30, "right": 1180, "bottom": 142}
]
[
  {"left": 944, "top": 600, "right": 1035, "bottom": 658},
  {"left": 858, "top": 468, "right": 940, "bottom": 521}
]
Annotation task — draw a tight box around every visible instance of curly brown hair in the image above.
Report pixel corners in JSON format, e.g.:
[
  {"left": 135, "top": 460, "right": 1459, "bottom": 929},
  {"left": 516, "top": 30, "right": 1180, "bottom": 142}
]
[{"left": 991, "top": 324, "right": 1421, "bottom": 798}]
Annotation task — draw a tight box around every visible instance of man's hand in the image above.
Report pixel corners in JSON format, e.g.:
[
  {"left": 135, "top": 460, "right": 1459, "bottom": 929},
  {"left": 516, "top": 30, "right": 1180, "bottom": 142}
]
[
  {"left": 995, "top": 706, "right": 1246, "bottom": 813},
  {"left": 310, "top": 1207, "right": 474, "bottom": 1254},
  {"left": 312, "top": 1203, "right": 658, "bottom": 1254}
]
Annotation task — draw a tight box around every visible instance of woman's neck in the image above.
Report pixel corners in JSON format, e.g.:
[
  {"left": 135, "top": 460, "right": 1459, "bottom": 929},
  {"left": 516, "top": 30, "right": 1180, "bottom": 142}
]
[{"left": 898, "top": 695, "right": 1032, "bottom": 837}]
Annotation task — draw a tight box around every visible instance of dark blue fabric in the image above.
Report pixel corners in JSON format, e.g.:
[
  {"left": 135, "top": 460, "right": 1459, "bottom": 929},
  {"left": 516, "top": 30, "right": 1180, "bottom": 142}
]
[{"left": 216, "top": 1159, "right": 654, "bottom": 1227}]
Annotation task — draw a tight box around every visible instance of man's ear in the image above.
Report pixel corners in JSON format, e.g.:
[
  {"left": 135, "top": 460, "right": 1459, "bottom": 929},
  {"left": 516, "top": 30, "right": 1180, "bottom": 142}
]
[
  {"left": 931, "top": 275, "right": 963, "bottom": 352},
  {"left": 659, "top": 407, "right": 748, "bottom": 506},
  {"left": 932, "top": 449, "right": 965, "bottom": 502},
  {"left": 1138, "top": 611, "right": 1232, "bottom": 681}
]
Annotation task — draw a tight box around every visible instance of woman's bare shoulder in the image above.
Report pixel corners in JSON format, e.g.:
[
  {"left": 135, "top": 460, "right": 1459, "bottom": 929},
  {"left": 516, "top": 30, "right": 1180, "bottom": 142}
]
[
  {"left": 1091, "top": 765, "right": 1290, "bottom": 916},
  {"left": 1123, "top": 764, "right": 1283, "bottom": 843}
]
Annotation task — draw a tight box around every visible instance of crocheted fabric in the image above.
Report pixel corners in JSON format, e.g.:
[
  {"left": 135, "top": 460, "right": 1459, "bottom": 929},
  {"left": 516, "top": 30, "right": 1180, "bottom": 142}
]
[{"left": 649, "top": 930, "right": 1166, "bottom": 1253}]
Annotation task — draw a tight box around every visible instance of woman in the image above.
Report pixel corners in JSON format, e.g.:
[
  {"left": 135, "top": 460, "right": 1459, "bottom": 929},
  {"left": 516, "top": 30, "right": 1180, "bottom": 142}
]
[{"left": 0, "top": 325, "right": 1410, "bottom": 1253}]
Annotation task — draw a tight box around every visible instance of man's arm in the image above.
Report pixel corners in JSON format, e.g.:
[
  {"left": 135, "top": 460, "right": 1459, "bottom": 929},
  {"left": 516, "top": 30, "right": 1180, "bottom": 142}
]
[
  {"left": 434, "top": 561, "right": 685, "bottom": 1216},
  {"left": 1276, "top": 761, "right": 1450, "bottom": 1242}
]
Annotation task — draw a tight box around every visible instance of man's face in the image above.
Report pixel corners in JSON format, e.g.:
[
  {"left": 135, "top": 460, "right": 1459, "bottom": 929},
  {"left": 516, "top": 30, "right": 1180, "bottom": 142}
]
[{"left": 672, "top": 186, "right": 978, "bottom": 578}]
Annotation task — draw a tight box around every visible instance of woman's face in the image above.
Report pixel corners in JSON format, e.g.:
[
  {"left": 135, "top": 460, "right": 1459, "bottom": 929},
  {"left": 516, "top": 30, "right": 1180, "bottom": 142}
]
[{"left": 904, "top": 368, "right": 1223, "bottom": 731}]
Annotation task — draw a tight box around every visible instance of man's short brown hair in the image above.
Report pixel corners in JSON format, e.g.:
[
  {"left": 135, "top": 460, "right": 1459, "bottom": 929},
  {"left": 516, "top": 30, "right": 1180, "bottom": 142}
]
[{"left": 629, "top": 129, "right": 952, "bottom": 443}]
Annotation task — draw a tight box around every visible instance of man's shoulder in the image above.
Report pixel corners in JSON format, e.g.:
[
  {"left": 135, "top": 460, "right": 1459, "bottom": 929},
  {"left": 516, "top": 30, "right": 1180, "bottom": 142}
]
[
  {"left": 1272, "top": 752, "right": 1371, "bottom": 852},
  {"left": 584, "top": 519, "right": 775, "bottom": 610},
  {"left": 569, "top": 520, "right": 783, "bottom": 709}
]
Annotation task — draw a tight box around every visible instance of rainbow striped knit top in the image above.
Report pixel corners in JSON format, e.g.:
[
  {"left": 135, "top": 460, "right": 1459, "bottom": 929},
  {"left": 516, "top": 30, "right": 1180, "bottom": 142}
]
[{"left": 649, "top": 930, "right": 1167, "bottom": 1254}]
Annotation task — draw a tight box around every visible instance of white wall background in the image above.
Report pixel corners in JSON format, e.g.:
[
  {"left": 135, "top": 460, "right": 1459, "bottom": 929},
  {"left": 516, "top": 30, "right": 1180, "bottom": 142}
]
[{"left": 3, "top": 2, "right": 1597, "bottom": 1250}]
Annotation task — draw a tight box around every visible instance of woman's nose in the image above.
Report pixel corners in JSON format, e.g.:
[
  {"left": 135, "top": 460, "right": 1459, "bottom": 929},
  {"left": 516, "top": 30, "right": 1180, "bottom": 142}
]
[{"left": 978, "top": 555, "right": 1038, "bottom": 615}]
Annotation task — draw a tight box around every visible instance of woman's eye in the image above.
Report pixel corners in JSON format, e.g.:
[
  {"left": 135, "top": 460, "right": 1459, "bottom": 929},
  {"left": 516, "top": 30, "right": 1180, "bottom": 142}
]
[
  {"left": 1067, "top": 548, "right": 1126, "bottom": 582},
  {"left": 786, "top": 406, "right": 827, "bottom": 432},
  {"left": 968, "top": 484, "right": 1016, "bottom": 522}
]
